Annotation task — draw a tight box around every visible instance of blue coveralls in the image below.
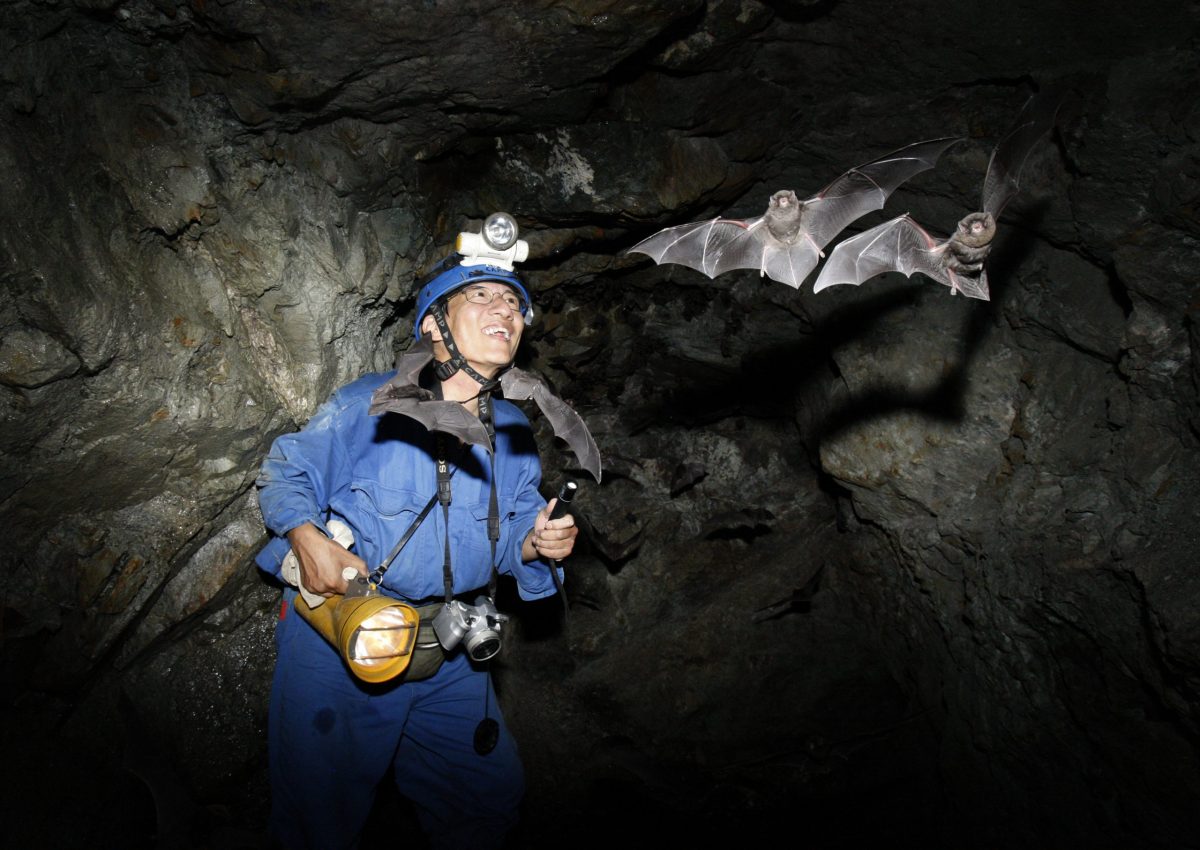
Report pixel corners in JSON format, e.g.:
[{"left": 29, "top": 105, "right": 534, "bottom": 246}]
[{"left": 255, "top": 372, "right": 559, "bottom": 850}]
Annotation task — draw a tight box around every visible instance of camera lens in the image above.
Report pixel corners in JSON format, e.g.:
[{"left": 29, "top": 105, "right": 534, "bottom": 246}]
[{"left": 466, "top": 634, "right": 501, "bottom": 661}]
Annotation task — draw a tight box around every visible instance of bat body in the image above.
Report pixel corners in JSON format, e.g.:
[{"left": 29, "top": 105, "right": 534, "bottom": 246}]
[
  {"left": 813, "top": 92, "right": 1064, "bottom": 301},
  {"left": 369, "top": 337, "right": 602, "bottom": 482},
  {"left": 627, "top": 137, "right": 962, "bottom": 289}
]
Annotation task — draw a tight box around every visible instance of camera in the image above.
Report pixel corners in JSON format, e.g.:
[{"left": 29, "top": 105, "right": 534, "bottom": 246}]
[{"left": 431, "top": 596, "right": 509, "bottom": 662}]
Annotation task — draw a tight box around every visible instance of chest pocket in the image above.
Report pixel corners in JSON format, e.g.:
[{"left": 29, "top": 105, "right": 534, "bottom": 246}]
[
  {"left": 458, "top": 497, "right": 518, "bottom": 565},
  {"left": 341, "top": 480, "right": 429, "bottom": 568}
]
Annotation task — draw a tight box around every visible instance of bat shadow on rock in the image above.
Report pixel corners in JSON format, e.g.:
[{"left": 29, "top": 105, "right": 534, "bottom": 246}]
[
  {"left": 626, "top": 282, "right": 927, "bottom": 434},
  {"left": 810, "top": 200, "right": 1052, "bottom": 447}
]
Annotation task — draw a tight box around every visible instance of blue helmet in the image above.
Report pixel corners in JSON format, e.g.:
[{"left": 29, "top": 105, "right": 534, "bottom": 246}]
[{"left": 413, "top": 257, "right": 533, "bottom": 338}]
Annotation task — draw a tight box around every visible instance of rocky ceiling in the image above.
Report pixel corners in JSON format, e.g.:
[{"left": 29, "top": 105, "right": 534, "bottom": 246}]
[{"left": 2, "top": 0, "right": 1199, "bottom": 848}]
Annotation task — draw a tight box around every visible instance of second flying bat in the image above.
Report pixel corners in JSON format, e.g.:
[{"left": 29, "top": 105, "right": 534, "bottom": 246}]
[
  {"left": 812, "top": 91, "right": 1064, "bottom": 301},
  {"left": 626, "top": 137, "right": 961, "bottom": 289}
]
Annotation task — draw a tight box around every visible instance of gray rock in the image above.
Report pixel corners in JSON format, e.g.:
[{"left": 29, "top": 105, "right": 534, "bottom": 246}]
[{"left": 2, "top": 1, "right": 1199, "bottom": 847}]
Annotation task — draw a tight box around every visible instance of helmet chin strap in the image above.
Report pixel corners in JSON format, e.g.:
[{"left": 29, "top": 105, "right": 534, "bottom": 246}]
[{"left": 429, "top": 301, "right": 505, "bottom": 390}]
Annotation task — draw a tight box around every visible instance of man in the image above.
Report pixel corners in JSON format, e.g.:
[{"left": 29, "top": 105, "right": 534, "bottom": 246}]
[{"left": 255, "top": 251, "right": 578, "bottom": 849}]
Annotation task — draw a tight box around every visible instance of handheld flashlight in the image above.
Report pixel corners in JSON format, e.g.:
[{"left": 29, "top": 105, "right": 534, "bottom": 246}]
[
  {"left": 294, "top": 570, "right": 421, "bottom": 683},
  {"left": 546, "top": 480, "right": 577, "bottom": 614}
]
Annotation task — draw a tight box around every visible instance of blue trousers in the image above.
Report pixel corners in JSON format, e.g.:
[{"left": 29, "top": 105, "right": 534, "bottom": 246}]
[{"left": 267, "top": 596, "right": 525, "bottom": 850}]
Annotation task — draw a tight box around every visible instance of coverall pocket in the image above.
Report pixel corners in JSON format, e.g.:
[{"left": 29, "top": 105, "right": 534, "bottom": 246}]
[
  {"left": 341, "top": 480, "right": 427, "bottom": 567},
  {"left": 349, "top": 480, "right": 425, "bottom": 516},
  {"left": 462, "top": 499, "right": 518, "bottom": 561}
]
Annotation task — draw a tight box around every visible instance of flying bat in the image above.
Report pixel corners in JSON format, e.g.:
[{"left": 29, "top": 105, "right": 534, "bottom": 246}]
[
  {"left": 626, "top": 136, "right": 962, "bottom": 289},
  {"left": 368, "top": 337, "right": 602, "bottom": 482},
  {"left": 812, "top": 92, "right": 1065, "bottom": 300}
]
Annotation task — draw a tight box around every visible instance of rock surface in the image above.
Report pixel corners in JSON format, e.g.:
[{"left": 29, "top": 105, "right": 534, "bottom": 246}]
[{"left": 2, "top": 1, "right": 1198, "bottom": 848}]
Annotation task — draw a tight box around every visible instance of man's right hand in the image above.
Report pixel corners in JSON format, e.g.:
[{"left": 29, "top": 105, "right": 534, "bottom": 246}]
[{"left": 286, "top": 523, "right": 367, "bottom": 597}]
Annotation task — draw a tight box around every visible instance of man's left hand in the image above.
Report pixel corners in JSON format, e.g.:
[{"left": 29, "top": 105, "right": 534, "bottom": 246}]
[{"left": 522, "top": 498, "right": 578, "bottom": 562}]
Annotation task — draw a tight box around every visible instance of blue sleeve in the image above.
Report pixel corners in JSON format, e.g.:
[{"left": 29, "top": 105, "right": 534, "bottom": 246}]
[
  {"left": 495, "top": 429, "right": 562, "bottom": 602},
  {"left": 254, "top": 390, "right": 354, "bottom": 578}
]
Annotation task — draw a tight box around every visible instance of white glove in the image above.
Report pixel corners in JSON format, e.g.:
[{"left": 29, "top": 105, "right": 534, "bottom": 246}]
[{"left": 281, "top": 519, "right": 356, "bottom": 608}]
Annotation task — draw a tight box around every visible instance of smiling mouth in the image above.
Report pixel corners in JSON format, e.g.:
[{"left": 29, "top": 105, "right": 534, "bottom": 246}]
[{"left": 483, "top": 326, "right": 511, "bottom": 341}]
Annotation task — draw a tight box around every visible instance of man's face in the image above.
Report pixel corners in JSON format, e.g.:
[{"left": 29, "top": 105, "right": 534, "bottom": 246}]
[{"left": 423, "top": 281, "right": 525, "bottom": 379}]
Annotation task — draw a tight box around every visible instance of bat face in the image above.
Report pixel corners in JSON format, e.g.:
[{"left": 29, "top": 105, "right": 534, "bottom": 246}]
[{"left": 954, "top": 212, "right": 996, "bottom": 248}]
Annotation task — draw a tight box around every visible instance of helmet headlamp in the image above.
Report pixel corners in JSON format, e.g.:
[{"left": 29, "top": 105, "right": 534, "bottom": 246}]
[
  {"left": 413, "top": 212, "right": 534, "bottom": 338},
  {"left": 482, "top": 212, "right": 519, "bottom": 251},
  {"left": 455, "top": 211, "right": 529, "bottom": 269}
]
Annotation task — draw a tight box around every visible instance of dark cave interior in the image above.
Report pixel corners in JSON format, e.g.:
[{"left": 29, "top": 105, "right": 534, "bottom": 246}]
[{"left": 1, "top": 1, "right": 1199, "bottom": 848}]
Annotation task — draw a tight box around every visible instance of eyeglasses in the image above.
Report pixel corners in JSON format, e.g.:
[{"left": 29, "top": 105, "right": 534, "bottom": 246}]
[{"left": 457, "top": 285, "right": 527, "bottom": 314}]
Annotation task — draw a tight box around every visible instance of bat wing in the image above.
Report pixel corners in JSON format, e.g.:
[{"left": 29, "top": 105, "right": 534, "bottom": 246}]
[
  {"left": 390, "top": 336, "right": 437, "bottom": 387},
  {"left": 812, "top": 215, "right": 946, "bottom": 291},
  {"left": 368, "top": 393, "right": 494, "bottom": 449},
  {"left": 626, "top": 216, "right": 784, "bottom": 280},
  {"left": 368, "top": 338, "right": 494, "bottom": 449},
  {"left": 953, "top": 268, "right": 990, "bottom": 301},
  {"left": 799, "top": 136, "right": 963, "bottom": 250},
  {"left": 982, "top": 91, "right": 1064, "bottom": 218},
  {"left": 627, "top": 215, "right": 823, "bottom": 289},
  {"left": 500, "top": 368, "right": 602, "bottom": 483},
  {"left": 813, "top": 215, "right": 991, "bottom": 301}
]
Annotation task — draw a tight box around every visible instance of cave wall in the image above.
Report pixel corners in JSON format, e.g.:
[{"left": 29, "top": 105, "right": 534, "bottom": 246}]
[{"left": 2, "top": 1, "right": 1198, "bottom": 848}]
